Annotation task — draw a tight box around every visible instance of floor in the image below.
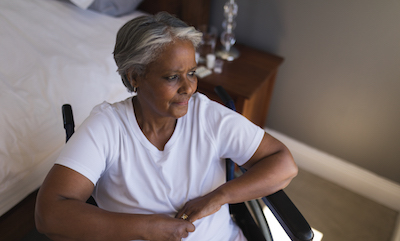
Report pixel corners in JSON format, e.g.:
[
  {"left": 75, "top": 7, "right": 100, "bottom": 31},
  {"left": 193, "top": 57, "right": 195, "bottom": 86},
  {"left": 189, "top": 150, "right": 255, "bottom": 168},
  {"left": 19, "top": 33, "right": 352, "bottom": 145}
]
[
  {"left": 22, "top": 168, "right": 399, "bottom": 241},
  {"left": 283, "top": 168, "right": 399, "bottom": 241}
]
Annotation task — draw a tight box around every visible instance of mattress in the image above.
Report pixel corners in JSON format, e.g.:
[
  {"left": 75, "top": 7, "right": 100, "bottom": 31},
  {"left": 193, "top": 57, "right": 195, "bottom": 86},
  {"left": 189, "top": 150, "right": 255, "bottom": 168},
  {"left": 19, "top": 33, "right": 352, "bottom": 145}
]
[{"left": 0, "top": 0, "right": 144, "bottom": 216}]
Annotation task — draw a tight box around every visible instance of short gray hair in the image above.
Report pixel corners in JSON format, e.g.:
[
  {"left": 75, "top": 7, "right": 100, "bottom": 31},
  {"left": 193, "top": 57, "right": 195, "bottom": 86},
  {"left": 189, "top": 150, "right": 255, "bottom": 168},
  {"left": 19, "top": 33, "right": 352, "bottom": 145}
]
[{"left": 113, "top": 12, "right": 203, "bottom": 92}]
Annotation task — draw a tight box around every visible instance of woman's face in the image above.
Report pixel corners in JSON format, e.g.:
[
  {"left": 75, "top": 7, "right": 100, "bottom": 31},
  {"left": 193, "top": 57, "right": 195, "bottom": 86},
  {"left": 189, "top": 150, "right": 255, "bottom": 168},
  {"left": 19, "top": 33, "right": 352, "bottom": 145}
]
[{"left": 132, "top": 39, "right": 198, "bottom": 120}]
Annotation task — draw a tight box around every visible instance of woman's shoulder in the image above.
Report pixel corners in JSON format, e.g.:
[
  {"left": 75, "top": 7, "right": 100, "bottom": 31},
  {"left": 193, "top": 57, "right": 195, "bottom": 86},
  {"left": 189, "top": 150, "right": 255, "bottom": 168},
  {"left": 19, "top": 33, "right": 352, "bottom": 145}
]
[
  {"left": 190, "top": 92, "right": 236, "bottom": 118},
  {"left": 83, "top": 97, "right": 133, "bottom": 131},
  {"left": 191, "top": 92, "right": 209, "bottom": 103},
  {"left": 87, "top": 97, "right": 132, "bottom": 121},
  {"left": 188, "top": 92, "right": 244, "bottom": 134},
  {"left": 191, "top": 92, "right": 225, "bottom": 110},
  {"left": 91, "top": 97, "right": 132, "bottom": 115}
]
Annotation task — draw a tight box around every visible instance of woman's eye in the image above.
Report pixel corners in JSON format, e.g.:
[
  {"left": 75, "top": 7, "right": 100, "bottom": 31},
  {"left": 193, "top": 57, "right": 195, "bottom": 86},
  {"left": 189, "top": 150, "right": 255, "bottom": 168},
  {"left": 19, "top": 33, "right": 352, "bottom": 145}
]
[{"left": 166, "top": 75, "right": 178, "bottom": 81}]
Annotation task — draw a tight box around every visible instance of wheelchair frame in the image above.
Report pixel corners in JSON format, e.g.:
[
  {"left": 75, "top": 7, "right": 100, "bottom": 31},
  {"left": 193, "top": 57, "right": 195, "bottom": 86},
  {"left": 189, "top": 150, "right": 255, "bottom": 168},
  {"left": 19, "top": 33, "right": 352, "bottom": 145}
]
[{"left": 214, "top": 86, "right": 313, "bottom": 241}]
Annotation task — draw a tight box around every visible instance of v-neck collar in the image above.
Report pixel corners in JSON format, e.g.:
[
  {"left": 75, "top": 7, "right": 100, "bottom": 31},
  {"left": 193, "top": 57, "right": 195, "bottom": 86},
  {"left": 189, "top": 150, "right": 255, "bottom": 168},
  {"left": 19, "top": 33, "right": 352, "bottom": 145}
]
[{"left": 126, "top": 97, "right": 185, "bottom": 155}]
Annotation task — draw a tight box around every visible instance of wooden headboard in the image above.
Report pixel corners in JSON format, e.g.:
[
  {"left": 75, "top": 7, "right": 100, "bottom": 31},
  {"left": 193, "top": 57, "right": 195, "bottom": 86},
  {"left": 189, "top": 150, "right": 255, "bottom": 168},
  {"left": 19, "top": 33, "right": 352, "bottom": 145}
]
[{"left": 138, "top": 0, "right": 211, "bottom": 27}]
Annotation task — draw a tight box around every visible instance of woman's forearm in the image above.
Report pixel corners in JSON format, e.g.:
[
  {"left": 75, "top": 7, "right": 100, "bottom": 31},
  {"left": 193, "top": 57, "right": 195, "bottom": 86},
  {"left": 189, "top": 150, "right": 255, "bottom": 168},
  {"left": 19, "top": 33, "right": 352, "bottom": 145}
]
[
  {"left": 36, "top": 199, "right": 195, "bottom": 241},
  {"left": 215, "top": 147, "right": 298, "bottom": 206},
  {"left": 35, "top": 164, "right": 153, "bottom": 241},
  {"left": 35, "top": 198, "right": 151, "bottom": 241}
]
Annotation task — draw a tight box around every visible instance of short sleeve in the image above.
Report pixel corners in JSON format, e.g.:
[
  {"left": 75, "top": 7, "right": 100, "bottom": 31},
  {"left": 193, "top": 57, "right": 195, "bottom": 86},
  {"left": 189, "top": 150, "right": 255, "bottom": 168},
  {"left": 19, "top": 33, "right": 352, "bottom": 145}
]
[
  {"left": 55, "top": 103, "right": 119, "bottom": 185},
  {"left": 200, "top": 97, "right": 265, "bottom": 166}
]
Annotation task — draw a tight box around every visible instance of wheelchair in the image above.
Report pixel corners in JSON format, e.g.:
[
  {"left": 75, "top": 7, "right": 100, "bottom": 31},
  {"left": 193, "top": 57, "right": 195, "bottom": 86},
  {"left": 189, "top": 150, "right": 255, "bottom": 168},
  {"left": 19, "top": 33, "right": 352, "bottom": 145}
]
[{"left": 62, "top": 86, "right": 314, "bottom": 241}]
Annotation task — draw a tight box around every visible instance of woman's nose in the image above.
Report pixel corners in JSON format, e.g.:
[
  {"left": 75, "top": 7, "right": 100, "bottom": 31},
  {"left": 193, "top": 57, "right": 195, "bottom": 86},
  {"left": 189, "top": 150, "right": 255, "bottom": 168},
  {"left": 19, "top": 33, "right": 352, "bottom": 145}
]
[{"left": 178, "top": 76, "right": 196, "bottom": 94}]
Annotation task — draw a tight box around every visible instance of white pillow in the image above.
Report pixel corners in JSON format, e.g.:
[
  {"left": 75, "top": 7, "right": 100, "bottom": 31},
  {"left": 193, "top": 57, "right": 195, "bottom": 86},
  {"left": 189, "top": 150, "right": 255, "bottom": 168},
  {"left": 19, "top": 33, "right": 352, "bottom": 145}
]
[
  {"left": 71, "top": 0, "right": 143, "bottom": 17},
  {"left": 70, "top": 0, "right": 94, "bottom": 9}
]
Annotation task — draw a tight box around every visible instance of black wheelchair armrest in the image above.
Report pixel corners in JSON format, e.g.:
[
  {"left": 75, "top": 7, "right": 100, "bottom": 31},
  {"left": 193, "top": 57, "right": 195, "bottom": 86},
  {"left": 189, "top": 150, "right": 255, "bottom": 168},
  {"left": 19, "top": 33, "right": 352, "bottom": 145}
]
[{"left": 262, "top": 190, "right": 314, "bottom": 241}]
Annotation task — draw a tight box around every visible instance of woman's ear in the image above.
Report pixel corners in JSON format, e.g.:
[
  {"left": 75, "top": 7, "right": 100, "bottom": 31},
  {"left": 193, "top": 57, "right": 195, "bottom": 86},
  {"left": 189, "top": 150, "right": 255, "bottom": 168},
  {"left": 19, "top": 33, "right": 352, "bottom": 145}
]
[{"left": 126, "top": 68, "right": 138, "bottom": 90}]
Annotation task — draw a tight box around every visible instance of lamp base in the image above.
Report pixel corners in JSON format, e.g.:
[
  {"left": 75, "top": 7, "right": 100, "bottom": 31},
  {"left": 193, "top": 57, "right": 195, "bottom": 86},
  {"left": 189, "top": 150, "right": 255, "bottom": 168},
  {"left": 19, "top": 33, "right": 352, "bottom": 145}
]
[{"left": 216, "top": 46, "right": 240, "bottom": 61}]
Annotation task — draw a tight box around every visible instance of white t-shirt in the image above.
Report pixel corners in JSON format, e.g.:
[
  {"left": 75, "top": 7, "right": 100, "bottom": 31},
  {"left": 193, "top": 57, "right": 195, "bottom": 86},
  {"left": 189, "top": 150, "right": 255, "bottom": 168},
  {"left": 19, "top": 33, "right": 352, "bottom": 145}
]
[{"left": 56, "top": 93, "right": 265, "bottom": 241}]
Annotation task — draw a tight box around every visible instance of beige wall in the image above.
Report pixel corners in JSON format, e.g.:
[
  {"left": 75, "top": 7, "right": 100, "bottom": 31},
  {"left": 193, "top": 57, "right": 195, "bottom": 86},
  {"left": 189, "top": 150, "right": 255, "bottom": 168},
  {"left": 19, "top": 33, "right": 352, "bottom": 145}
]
[{"left": 210, "top": 0, "right": 400, "bottom": 183}]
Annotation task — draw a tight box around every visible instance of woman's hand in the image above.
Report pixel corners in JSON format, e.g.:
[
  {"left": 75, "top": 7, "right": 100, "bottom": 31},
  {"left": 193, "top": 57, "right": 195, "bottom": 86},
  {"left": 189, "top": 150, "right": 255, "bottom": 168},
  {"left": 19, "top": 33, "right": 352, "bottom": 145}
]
[
  {"left": 175, "top": 191, "right": 225, "bottom": 223},
  {"left": 146, "top": 214, "right": 195, "bottom": 241}
]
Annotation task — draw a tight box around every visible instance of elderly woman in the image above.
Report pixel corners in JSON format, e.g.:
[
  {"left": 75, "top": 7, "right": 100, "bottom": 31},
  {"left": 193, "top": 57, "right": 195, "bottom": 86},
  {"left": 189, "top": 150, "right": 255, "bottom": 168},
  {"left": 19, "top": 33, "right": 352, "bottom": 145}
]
[{"left": 35, "top": 12, "right": 297, "bottom": 241}]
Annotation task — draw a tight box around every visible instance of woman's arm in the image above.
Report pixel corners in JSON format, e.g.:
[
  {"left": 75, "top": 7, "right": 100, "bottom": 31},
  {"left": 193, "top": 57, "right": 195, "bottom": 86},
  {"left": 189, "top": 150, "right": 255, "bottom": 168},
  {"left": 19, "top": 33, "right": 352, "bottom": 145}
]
[
  {"left": 176, "top": 132, "right": 297, "bottom": 222},
  {"left": 36, "top": 164, "right": 194, "bottom": 241}
]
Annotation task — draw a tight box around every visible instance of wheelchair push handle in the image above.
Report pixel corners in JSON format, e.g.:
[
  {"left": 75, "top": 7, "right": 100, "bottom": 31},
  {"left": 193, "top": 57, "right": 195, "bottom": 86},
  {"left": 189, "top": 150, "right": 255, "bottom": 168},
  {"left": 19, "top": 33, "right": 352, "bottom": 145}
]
[
  {"left": 62, "top": 104, "right": 75, "bottom": 142},
  {"left": 214, "top": 86, "right": 236, "bottom": 111}
]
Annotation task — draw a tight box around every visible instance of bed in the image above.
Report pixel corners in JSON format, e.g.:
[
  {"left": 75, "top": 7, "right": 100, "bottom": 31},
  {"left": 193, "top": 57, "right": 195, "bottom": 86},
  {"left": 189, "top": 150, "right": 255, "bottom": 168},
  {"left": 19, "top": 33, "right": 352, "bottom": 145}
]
[{"left": 0, "top": 0, "right": 210, "bottom": 239}]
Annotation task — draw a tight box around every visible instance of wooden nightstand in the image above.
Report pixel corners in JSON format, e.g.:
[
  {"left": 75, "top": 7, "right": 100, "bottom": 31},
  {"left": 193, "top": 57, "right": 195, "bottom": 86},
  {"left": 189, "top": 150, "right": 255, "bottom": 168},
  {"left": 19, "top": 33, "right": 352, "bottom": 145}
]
[{"left": 197, "top": 44, "right": 284, "bottom": 127}]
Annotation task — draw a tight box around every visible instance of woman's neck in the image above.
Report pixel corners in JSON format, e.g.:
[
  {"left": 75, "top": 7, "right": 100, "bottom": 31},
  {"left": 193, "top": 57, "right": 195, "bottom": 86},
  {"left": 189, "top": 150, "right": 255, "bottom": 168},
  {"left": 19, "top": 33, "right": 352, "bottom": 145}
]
[{"left": 132, "top": 97, "right": 177, "bottom": 151}]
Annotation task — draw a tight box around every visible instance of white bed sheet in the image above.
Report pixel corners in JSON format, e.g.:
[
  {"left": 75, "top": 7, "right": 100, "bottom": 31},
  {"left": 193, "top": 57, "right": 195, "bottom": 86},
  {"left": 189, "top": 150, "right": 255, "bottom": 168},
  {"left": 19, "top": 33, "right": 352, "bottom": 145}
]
[{"left": 0, "top": 0, "right": 143, "bottom": 216}]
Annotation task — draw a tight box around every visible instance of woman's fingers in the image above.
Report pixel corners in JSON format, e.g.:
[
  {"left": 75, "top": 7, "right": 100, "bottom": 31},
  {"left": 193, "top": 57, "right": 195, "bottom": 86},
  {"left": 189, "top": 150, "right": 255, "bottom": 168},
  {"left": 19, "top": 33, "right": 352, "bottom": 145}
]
[
  {"left": 176, "top": 194, "right": 223, "bottom": 223},
  {"left": 147, "top": 214, "right": 195, "bottom": 241}
]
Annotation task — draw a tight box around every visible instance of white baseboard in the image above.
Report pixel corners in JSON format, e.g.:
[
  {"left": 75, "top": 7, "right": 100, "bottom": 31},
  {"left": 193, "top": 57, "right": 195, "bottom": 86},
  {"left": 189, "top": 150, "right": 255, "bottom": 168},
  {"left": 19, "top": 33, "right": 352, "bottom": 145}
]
[
  {"left": 392, "top": 215, "right": 400, "bottom": 241},
  {"left": 264, "top": 128, "right": 400, "bottom": 212}
]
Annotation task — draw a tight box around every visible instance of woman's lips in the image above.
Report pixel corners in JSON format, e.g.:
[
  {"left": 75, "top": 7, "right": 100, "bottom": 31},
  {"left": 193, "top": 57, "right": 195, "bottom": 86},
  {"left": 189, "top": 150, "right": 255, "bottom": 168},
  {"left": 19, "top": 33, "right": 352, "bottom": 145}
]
[
  {"left": 173, "top": 99, "right": 189, "bottom": 106},
  {"left": 172, "top": 95, "right": 191, "bottom": 106}
]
